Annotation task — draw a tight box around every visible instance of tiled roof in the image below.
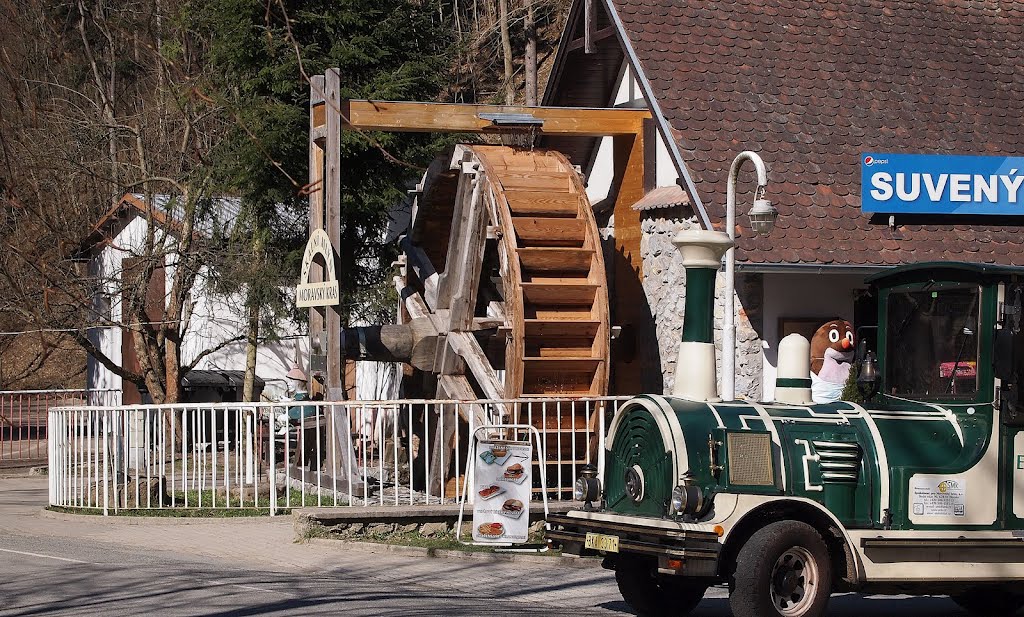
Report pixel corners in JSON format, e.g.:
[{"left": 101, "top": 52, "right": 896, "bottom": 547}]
[
  {"left": 612, "top": 0, "right": 1024, "bottom": 266},
  {"left": 632, "top": 185, "right": 691, "bottom": 211}
]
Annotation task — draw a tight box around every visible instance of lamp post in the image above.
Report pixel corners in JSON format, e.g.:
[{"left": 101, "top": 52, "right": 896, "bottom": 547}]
[{"left": 722, "top": 151, "right": 777, "bottom": 401}]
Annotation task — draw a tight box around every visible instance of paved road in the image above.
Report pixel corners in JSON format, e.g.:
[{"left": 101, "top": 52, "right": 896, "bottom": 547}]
[{"left": 0, "top": 476, "right": 972, "bottom": 616}]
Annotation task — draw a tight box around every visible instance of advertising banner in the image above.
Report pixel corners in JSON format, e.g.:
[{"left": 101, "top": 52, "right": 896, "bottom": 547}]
[
  {"left": 472, "top": 440, "right": 532, "bottom": 544},
  {"left": 861, "top": 153, "right": 1024, "bottom": 216}
]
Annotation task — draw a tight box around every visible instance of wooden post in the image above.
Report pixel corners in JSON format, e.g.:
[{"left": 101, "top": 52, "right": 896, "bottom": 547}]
[
  {"left": 308, "top": 75, "right": 326, "bottom": 377},
  {"left": 610, "top": 119, "right": 655, "bottom": 395},
  {"left": 325, "top": 68, "right": 343, "bottom": 396},
  {"left": 321, "top": 68, "right": 360, "bottom": 493}
]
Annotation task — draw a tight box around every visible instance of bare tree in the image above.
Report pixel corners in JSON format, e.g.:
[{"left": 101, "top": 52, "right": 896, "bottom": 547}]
[{"left": 0, "top": 0, "right": 237, "bottom": 404}]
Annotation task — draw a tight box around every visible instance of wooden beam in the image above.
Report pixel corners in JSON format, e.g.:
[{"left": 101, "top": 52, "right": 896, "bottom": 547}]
[
  {"left": 325, "top": 68, "right": 343, "bottom": 396},
  {"left": 340, "top": 100, "right": 650, "bottom": 136},
  {"left": 395, "top": 277, "right": 431, "bottom": 319},
  {"left": 400, "top": 238, "right": 440, "bottom": 310},
  {"left": 584, "top": 0, "right": 596, "bottom": 53},
  {"left": 438, "top": 374, "right": 489, "bottom": 427},
  {"left": 435, "top": 157, "right": 478, "bottom": 310},
  {"left": 447, "top": 331, "right": 504, "bottom": 400},
  {"left": 308, "top": 76, "right": 326, "bottom": 368},
  {"left": 567, "top": 26, "right": 616, "bottom": 52},
  {"left": 444, "top": 172, "right": 488, "bottom": 330}
]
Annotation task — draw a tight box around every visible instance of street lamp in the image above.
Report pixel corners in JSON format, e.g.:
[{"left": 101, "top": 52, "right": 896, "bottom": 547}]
[{"left": 723, "top": 151, "right": 777, "bottom": 402}]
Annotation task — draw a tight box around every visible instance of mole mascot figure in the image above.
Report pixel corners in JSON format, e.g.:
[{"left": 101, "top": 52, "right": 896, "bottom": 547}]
[{"left": 810, "top": 319, "right": 855, "bottom": 404}]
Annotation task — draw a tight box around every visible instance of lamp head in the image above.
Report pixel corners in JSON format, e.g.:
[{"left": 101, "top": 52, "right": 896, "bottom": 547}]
[{"left": 748, "top": 196, "right": 778, "bottom": 236}]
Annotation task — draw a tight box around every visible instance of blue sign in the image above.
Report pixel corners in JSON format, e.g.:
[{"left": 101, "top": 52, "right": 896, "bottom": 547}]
[{"left": 861, "top": 153, "right": 1024, "bottom": 215}]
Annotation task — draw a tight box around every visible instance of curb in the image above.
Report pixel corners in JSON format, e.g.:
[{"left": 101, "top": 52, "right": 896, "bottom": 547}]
[
  {"left": 308, "top": 538, "right": 602, "bottom": 568},
  {"left": 38, "top": 507, "right": 293, "bottom": 526}
]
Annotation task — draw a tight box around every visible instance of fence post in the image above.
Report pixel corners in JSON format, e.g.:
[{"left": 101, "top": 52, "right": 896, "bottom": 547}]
[{"left": 269, "top": 410, "right": 277, "bottom": 516}]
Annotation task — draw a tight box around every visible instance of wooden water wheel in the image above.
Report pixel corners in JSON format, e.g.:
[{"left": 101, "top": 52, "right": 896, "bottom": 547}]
[{"left": 385, "top": 144, "right": 611, "bottom": 492}]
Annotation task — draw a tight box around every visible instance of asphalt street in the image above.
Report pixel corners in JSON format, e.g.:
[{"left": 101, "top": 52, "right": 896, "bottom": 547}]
[{"left": 0, "top": 475, "right": 975, "bottom": 616}]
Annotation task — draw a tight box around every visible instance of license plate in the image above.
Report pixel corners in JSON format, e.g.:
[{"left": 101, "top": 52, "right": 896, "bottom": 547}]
[{"left": 585, "top": 532, "right": 620, "bottom": 553}]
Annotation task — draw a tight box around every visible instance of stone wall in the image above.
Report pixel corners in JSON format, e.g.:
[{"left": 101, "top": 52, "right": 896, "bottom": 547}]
[{"left": 637, "top": 210, "right": 764, "bottom": 400}]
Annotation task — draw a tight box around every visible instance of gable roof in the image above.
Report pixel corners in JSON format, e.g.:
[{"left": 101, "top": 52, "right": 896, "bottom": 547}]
[
  {"left": 552, "top": 0, "right": 1024, "bottom": 267},
  {"left": 79, "top": 193, "right": 242, "bottom": 256}
]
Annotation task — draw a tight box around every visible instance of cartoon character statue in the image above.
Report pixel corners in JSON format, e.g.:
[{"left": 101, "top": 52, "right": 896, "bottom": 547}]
[{"left": 810, "top": 319, "right": 855, "bottom": 404}]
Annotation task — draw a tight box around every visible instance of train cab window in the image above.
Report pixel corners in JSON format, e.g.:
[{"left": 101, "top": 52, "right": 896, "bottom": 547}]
[{"left": 886, "top": 284, "right": 980, "bottom": 400}]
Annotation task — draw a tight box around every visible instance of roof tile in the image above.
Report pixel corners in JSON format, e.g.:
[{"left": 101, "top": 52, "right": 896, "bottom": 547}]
[{"left": 610, "top": 0, "right": 1024, "bottom": 265}]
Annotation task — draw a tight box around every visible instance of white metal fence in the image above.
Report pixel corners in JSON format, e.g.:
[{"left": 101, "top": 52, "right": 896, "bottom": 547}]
[{"left": 48, "top": 397, "right": 629, "bottom": 515}]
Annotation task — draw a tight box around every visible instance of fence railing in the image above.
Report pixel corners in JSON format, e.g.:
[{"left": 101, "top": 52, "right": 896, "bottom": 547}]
[
  {"left": 1, "top": 389, "right": 120, "bottom": 465},
  {"left": 48, "top": 397, "right": 630, "bottom": 515}
]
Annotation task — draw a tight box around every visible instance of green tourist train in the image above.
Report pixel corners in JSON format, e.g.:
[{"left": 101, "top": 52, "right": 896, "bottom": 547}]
[{"left": 549, "top": 230, "right": 1024, "bottom": 617}]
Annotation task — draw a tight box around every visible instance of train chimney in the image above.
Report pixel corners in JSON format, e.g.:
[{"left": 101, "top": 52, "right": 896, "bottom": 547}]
[
  {"left": 775, "top": 333, "right": 814, "bottom": 404},
  {"left": 670, "top": 230, "right": 734, "bottom": 401}
]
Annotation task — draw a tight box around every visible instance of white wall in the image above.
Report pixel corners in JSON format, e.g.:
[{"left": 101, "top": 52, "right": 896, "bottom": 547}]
[
  {"left": 87, "top": 213, "right": 305, "bottom": 402},
  {"left": 759, "top": 272, "right": 868, "bottom": 401},
  {"left": 585, "top": 63, "right": 680, "bottom": 205}
]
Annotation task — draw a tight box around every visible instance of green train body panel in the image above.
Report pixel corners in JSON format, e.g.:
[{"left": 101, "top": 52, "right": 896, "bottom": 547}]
[
  {"left": 604, "top": 395, "right": 1002, "bottom": 531},
  {"left": 597, "top": 262, "right": 1024, "bottom": 535}
]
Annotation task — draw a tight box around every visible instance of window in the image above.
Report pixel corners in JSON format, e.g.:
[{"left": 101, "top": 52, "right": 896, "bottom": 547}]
[{"left": 886, "top": 283, "right": 980, "bottom": 400}]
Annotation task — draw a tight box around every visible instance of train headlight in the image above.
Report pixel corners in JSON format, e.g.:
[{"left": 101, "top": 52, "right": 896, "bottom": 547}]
[
  {"left": 670, "top": 484, "right": 703, "bottom": 515},
  {"left": 574, "top": 477, "right": 601, "bottom": 502},
  {"left": 574, "top": 464, "right": 601, "bottom": 504}
]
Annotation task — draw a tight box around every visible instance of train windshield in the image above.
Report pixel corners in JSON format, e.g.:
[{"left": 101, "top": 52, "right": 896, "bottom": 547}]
[{"left": 886, "top": 283, "right": 980, "bottom": 400}]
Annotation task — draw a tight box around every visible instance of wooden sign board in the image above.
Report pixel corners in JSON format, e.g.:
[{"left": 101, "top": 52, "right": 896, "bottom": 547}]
[{"left": 297, "top": 228, "right": 340, "bottom": 307}]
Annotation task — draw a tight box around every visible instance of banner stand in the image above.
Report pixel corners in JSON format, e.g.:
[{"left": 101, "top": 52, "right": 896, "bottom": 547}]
[{"left": 455, "top": 424, "right": 550, "bottom": 552}]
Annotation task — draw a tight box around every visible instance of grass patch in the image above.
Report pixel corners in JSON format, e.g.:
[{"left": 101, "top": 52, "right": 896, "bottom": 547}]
[
  {"left": 45, "top": 489, "right": 339, "bottom": 517},
  {"left": 349, "top": 528, "right": 556, "bottom": 555},
  {"left": 47, "top": 505, "right": 284, "bottom": 517}
]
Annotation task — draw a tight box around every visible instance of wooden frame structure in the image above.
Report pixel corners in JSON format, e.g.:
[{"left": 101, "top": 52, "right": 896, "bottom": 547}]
[
  {"left": 308, "top": 68, "right": 655, "bottom": 493},
  {"left": 308, "top": 67, "right": 654, "bottom": 399}
]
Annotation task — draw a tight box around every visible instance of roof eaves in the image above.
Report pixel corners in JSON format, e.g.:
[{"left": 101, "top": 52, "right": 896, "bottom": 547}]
[{"left": 540, "top": 0, "right": 584, "bottom": 107}]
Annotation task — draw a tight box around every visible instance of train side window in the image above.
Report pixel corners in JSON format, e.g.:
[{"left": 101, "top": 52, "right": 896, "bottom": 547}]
[{"left": 886, "top": 284, "right": 980, "bottom": 400}]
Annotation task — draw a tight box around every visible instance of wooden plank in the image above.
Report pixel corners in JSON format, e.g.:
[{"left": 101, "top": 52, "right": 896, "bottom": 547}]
[
  {"left": 499, "top": 171, "right": 572, "bottom": 193},
  {"left": 518, "top": 247, "right": 593, "bottom": 272},
  {"left": 527, "top": 307, "right": 594, "bottom": 320},
  {"left": 471, "top": 316, "right": 506, "bottom": 330},
  {"left": 434, "top": 155, "right": 476, "bottom": 309},
  {"left": 521, "top": 282, "right": 598, "bottom": 305},
  {"left": 429, "top": 382, "right": 459, "bottom": 498},
  {"left": 341, "top": 100, "right": 650, "bottom": 136},
  {"left": 524, "top": 319, "right": 601, "bottom": 338},
  {"left": 513, "top": 218, "right": 586, "bottom": 247},
  {"left": 528, "top": 346, "right": 595, "bottom": 358},
  {"left": 522, "top": 357, "right": 602, "bottom": 372},
  {"left": 504, "top": 190, "right": 579, "bottom": 217}
]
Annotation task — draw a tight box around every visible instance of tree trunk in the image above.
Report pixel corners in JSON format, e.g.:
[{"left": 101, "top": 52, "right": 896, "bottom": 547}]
[
  {"left": 498, "top": 0, "right": 514, "bottom": 105},
  {"left": 525, "top": 0, "right": 537, "bottom": 106},
  {"left": 243, "top": 300, "right": 259, "bottom": 402}
]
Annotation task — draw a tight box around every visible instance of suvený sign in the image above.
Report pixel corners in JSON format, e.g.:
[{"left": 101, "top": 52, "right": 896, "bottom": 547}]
[
  {"left": 861, "top": 153, "right": 1024, "bottom": 215},
  {"left": 297, "top": 228, "right": 340, "bottom": 308}
]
